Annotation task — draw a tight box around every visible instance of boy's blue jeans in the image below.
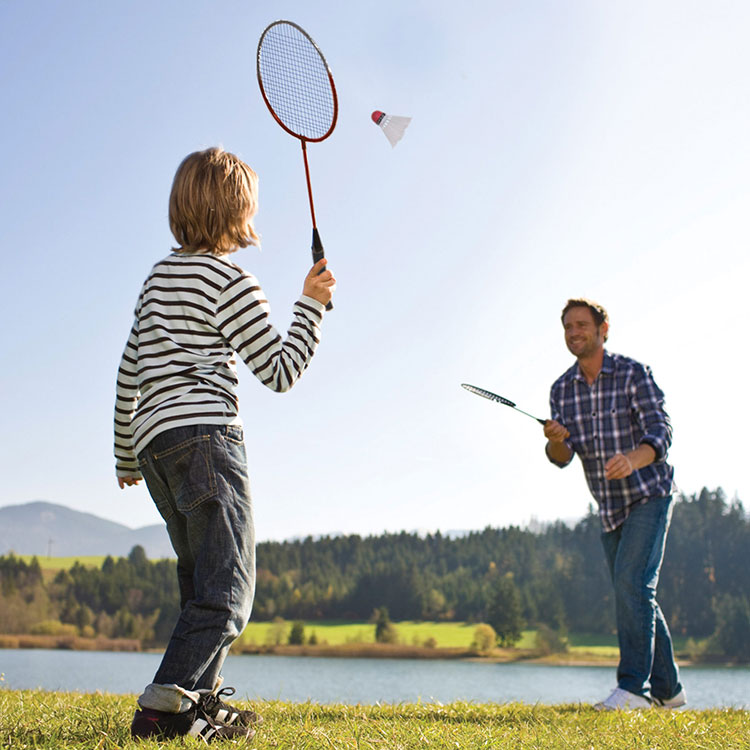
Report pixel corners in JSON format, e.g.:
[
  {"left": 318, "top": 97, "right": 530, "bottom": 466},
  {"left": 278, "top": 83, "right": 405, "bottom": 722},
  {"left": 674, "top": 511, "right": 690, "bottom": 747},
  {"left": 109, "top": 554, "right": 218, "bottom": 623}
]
[
  {"left": 136, "top": 424, "right": 255, "bottom": 711},
  {"left": 600, "top": 495, "right": 682, "bottom": 701}
]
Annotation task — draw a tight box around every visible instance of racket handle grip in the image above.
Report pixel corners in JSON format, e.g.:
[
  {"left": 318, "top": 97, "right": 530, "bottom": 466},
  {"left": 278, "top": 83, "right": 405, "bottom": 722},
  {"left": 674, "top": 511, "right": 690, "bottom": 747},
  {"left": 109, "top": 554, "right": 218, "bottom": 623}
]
[{"left": 311, "top": 228, "right": 333, "bottom": 311}]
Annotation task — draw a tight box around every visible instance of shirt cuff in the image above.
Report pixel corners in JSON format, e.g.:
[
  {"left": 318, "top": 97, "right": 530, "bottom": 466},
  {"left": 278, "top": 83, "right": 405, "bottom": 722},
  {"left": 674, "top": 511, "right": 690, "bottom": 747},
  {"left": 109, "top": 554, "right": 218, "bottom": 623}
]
[
  {"left": 640, "top": 437, "right": 666, "bottom": 462},
  {"left": 297, "top": 296, "right": 326, "bottom": 316},
  {"left": 116, "top": 465, "right": 142, "bottom": 480},
  {"left": 545, "top": 442, "right": 574, "bottom": 468}
]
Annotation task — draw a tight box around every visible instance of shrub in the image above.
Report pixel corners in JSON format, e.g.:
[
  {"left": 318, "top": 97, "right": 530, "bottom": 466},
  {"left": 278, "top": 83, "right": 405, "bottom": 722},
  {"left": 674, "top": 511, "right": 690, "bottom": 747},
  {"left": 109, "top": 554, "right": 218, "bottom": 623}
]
[
  {"left": 288, "top": 621, "right": 305, "bottom": 645},
  {"left": 470, "top": 624, "right": 497, "bottom": 652},
  {"left": 265, "top": 617, "right": 287, "bottom": 646},
  {"left": 534, "top": 624, "right": 568, "bottom": 654},
  {"left": 373, "top": 607, "right": 399, "bottom": 644},
  {"left": 29, "top": 620, "right": 77, "bottom": 637}
]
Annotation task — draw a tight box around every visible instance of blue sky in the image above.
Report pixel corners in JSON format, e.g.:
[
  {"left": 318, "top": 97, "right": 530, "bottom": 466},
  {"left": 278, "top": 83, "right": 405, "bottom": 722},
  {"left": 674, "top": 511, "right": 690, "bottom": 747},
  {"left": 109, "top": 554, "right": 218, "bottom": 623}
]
[{"left": 1, "top": 0, "right": 748, "bottom": 541}]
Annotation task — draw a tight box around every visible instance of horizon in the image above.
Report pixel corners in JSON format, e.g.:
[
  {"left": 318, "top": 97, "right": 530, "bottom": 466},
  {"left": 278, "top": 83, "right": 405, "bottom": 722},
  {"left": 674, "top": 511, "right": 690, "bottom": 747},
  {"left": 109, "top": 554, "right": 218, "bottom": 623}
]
[{"left": 2, "top": 493, "right": 737, "bottom": 546}]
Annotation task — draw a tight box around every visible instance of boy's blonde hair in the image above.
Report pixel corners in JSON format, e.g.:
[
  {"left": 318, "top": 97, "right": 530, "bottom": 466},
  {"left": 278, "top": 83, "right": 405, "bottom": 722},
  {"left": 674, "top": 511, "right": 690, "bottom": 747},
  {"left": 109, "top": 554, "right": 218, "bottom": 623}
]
[{"left": 169, "top": 147, "right": 259, "bottom": 256}]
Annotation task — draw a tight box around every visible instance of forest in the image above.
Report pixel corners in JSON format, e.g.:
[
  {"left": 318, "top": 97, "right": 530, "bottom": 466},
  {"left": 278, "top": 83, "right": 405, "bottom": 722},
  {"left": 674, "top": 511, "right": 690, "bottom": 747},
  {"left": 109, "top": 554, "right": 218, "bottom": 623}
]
[{"left": 1, "top": 488, "right": 749, "bottom": 658}]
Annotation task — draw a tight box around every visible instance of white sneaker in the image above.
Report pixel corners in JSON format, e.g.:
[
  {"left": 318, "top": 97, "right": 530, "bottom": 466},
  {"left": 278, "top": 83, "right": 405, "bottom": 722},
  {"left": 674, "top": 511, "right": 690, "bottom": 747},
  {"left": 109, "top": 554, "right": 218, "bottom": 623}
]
[
  {"left": 594, "top": 687, "right": 653, "bottom": 711},
  {"left": 652, "top": 688, "right": 687, "bottom": 709}
]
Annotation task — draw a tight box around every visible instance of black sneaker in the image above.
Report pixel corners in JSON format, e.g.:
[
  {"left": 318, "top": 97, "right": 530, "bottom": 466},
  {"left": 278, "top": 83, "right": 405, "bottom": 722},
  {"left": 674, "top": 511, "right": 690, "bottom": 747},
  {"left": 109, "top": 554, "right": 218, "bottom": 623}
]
[
  {"left": 131, "top": 705, "right": 256, "bottom": 742},
  {"left": 201, "top": 687, "right": 263, "bottom": 728}
]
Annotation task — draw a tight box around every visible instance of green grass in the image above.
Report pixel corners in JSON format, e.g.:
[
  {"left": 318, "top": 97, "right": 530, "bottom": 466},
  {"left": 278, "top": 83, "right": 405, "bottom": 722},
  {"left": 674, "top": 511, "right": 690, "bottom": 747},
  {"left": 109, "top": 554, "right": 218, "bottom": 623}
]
[
  {"left": 17, "top": 554, "right": 108, "bottom": 570},
  {"left": 567, "top": 644, "right": 621, "bottom": 659},
  {"left": 236, "top": 620, "right": 540, "bottom": 650},
  {"left": 1, "top": 690, "right": 747, "bottom": 749},
  {"left": 566, "top": 633, "right": 690, "bottom": 660}
]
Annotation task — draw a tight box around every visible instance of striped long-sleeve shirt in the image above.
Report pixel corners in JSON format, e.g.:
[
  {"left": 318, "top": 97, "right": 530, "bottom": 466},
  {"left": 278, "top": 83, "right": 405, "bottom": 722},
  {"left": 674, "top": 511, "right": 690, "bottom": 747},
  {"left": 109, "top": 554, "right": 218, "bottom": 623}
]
[
  {"left": 114, "top": 252, "right": 325, "bottom": 477},
  {"left": 546, "top": 351, "right": 676, "bottom": 532}
]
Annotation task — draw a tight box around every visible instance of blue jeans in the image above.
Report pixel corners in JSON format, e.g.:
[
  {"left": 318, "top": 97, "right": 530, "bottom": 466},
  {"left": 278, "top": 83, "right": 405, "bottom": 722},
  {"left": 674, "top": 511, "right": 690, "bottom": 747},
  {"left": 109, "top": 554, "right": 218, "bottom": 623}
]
[
  {"left": 600, "top": 496, "right": 682, "bottom": 700},
  {"left": 137, "top": 424, "right": 255, "bottom": 702}
]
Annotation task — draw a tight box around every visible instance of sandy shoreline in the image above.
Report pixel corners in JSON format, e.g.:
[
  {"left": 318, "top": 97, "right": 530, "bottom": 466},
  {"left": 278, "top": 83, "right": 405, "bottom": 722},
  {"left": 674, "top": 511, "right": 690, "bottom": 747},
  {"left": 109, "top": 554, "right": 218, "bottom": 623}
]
[{"left": 0, "top": 634, "right": 616, "bottom": 664}]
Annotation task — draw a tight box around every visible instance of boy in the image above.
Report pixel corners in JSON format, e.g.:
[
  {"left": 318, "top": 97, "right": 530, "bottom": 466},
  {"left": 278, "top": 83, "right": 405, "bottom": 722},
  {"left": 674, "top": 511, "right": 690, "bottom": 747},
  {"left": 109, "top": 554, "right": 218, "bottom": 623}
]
[{"left": 114, "top": 147, "right": 335, "bottom": 741}]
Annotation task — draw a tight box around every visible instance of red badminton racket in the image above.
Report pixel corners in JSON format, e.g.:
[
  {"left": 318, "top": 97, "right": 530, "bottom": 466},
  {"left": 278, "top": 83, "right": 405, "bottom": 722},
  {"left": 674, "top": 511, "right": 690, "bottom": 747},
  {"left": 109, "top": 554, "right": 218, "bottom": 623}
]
[{"left": 257, "top": 20, "right": 338, "bottom": 310}]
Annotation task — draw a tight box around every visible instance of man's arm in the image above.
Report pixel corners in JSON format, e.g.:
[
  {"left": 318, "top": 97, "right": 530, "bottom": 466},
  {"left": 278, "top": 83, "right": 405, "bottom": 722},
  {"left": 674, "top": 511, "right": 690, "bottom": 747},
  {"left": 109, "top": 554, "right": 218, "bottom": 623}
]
[
  {"left": 604, "top": 443, "right": 656, "bottom": 480},
  {"left": 604, "top": 362, "right": 669, "bottom": 480},
  {"left": 544, "top": 419, "right": 573, "bottom": 466},
  {"left": 631, "top": 363, "right": 672, "bottom": 461}
]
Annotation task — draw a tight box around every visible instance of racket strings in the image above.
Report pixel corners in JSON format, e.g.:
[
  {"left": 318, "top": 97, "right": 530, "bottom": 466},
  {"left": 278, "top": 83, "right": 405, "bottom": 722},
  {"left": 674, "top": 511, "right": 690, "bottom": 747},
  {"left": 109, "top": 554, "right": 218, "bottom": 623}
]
[
  {"left": 258, "top": 24, "right": 335, "bottom": 141},
  {"left": 462, "top": 383, "right": 545, "bottom": 424},
  {"left": 463, "top": 384, "right": 508, "bottom": 404}
]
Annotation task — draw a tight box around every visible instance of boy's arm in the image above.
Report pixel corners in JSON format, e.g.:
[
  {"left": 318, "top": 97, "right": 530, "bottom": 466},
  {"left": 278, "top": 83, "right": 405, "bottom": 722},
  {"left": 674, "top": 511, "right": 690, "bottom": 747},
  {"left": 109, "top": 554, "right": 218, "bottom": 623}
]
[
  {"left": 114, "top": 320, "right": 142, "bottom": 482},
  {"left": 215, "top": 267, "right": 327, "bottom": 393}
]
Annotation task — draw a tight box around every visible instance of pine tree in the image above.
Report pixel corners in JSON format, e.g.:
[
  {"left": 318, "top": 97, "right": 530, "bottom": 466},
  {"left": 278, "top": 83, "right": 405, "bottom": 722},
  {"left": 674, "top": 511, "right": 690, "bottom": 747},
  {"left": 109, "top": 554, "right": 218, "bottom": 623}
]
[{"left": 487, "top": 573, "right": 524, "bottom": 647}]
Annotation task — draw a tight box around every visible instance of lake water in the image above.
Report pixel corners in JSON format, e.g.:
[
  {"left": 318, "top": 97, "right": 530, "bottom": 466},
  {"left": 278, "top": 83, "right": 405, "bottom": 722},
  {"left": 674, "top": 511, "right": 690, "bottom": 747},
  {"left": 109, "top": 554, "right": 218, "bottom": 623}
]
[{"left": 1, "top": 650, "right": 748, "bottom": 709}]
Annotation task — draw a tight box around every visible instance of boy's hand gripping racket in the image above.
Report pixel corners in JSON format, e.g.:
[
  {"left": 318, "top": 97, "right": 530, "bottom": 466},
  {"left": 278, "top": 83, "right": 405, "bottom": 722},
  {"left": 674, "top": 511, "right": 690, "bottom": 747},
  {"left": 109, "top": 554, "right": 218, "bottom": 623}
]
[
  {"left": 257, "top": 20, "right": 338, "bottom": 311},
  {"left": 461, "top": 383, "right": 547, "bottom": 425}
]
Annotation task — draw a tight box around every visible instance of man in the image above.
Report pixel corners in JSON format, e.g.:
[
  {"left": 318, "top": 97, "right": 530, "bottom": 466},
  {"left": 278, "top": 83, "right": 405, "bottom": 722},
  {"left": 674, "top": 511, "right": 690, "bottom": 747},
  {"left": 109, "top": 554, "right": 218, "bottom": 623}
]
[{"left": 544, "top": 299, "right": 685, "bottom": 710}]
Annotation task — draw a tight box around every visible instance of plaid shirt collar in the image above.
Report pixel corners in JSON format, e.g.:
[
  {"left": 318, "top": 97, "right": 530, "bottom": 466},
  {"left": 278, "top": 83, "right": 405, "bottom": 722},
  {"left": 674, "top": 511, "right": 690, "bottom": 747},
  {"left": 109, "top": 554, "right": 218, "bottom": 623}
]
[{"left": 568, "top": 350, "right": 615, "bottom": 384}]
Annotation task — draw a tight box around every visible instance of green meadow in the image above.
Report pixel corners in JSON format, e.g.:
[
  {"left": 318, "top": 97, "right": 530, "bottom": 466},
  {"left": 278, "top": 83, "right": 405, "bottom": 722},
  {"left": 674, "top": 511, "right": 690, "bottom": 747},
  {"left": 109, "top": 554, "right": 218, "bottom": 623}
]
[
  {"left": 235, "top": 619, "right": 540, "bottom": 650},
  {"left": 1, "top": 690, "right": 747, "bottom": 749},
  {"left": 235, "top": 621, "right": 688, "bottom": 660},
  {"left": 18, "top": 554, "right": 107, "bottom": 571}
]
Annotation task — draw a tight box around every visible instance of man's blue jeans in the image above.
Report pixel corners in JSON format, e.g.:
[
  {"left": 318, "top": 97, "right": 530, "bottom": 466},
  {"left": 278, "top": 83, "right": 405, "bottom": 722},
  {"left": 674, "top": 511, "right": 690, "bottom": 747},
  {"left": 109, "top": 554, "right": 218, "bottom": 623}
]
[
  {"left": 600, "top": 496, "right": 682, "bottom": 700},
  {"left": 137, "top": 424, "right": 255, "bottom": 707}
]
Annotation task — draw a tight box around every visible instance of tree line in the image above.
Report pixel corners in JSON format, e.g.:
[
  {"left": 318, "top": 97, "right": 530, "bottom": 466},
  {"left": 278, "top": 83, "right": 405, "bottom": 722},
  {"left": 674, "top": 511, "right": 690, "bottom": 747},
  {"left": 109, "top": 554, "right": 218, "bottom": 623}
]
[{"left": 1, "top": 488, "right": 749, "bottom": 658}]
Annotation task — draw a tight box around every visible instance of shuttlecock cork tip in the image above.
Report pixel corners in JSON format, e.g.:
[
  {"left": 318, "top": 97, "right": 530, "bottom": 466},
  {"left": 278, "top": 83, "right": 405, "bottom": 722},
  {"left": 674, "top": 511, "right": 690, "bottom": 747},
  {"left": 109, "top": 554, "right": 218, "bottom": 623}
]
[{"left": 371, "top": 110, "right": 386, "bottom": 125}]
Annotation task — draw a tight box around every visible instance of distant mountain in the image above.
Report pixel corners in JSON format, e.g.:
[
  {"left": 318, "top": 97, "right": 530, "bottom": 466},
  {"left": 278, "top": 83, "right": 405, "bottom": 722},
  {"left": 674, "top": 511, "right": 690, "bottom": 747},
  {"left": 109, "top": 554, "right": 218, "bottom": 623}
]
[{"left": 0, "top": 501, "right": 174, "bottom": 559}]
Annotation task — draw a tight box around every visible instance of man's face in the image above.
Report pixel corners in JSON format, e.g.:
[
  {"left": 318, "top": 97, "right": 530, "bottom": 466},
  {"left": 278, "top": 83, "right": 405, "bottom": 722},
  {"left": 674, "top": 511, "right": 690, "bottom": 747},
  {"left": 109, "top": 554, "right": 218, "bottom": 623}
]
[{"left": 563, "top": 306, "right": 608, "bottom": 359}]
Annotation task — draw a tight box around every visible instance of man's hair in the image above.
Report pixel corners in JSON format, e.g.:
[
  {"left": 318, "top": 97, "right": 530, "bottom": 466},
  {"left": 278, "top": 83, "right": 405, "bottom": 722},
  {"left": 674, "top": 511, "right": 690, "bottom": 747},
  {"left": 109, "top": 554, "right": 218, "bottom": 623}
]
[
  {"left": 169, "top": 147, "right": 259, "bottom": 256},
  {"left": 561, "top": 298, "right": 609, "bottom": 341}
]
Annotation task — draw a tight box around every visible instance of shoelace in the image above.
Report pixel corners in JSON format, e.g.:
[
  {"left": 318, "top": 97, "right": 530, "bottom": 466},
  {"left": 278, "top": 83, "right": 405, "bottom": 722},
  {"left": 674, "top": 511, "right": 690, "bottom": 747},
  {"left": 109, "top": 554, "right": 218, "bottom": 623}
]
[{"left": 202, "top": 686, "right": 237, "bottom": 713}]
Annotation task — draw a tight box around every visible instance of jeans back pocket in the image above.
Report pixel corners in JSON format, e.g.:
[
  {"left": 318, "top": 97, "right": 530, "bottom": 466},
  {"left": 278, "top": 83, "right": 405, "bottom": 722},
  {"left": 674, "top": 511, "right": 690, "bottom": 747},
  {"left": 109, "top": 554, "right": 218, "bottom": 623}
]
[{"left": 153, "top": 434, "right": 218, "bottom": 512}]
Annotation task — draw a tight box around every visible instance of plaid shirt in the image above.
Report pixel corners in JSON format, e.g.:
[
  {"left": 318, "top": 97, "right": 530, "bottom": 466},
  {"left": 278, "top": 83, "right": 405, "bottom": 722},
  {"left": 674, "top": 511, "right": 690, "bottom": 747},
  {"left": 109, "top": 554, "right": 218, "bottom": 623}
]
[{"left": 547, "top": 351, "right": 675, "bottom": 532}]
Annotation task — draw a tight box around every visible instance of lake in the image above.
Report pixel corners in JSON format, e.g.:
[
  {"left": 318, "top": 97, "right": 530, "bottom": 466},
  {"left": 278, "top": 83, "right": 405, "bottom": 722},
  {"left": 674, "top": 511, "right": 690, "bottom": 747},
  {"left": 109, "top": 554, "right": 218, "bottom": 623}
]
[{"left": 1, "top": 649, "right": 748, "bottom": 709}]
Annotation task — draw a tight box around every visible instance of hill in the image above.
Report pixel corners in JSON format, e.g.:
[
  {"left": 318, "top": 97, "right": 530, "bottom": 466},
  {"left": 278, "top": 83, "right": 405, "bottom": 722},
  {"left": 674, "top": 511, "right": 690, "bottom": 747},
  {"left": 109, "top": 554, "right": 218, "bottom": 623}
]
[{"left": 0, "top": 501, "right": 173, "bottom": 559}]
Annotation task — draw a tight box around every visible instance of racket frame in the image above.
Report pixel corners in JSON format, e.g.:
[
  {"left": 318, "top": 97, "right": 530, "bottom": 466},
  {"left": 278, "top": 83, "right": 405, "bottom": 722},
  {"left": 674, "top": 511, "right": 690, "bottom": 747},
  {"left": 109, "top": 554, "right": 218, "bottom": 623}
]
[
  {"left": 256, "top": 20, "right": 338, "bottom": 145},
  {"left": 461, "top": 383, "right": 546, "bottom": 425}
]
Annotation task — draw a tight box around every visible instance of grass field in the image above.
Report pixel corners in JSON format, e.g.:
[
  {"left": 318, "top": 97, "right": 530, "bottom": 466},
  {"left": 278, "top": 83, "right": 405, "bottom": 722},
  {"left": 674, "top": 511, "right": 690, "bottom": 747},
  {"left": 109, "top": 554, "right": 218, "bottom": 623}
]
[
  {"left": 235, "top": 622, "right": 695, "bottom": 663},
  {"left": 1, "top": 690, "right": 747, "bottom": 749},
  {"left": 565, "top": 633, "right": 689, "bottom": 661},
  {"left": 18, "top": 554, "right": 107, "bottom": 570},
  {"left": 235, "top": 620, "right": 539, "bottom": 650}
]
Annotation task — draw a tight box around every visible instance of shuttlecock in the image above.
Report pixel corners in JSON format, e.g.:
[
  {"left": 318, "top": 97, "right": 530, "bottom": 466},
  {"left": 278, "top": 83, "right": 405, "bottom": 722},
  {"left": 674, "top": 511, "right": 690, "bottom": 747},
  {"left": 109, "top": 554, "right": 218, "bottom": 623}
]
[{"left": 371, "top": 110, "right": 412, "bottom": 147}]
